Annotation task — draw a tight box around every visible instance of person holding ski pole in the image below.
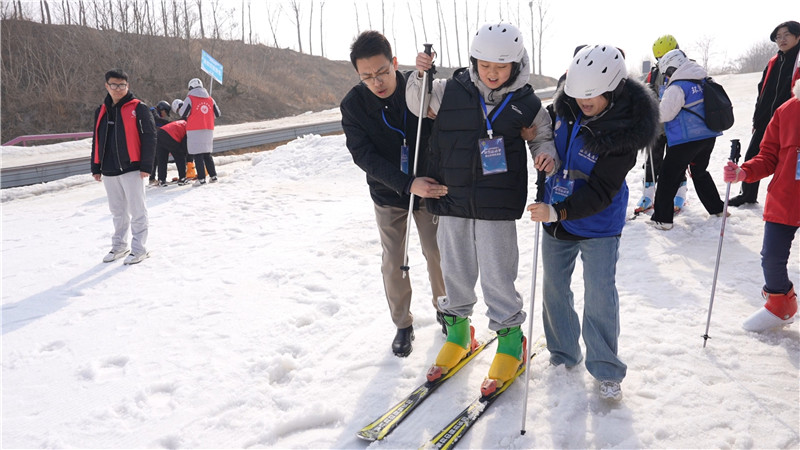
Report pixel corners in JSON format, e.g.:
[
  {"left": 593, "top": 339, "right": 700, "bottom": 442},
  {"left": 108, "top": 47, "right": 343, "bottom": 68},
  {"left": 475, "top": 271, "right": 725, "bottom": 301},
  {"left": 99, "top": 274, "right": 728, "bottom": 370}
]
[
  {"left": 634, "top": 35, "right": 688, "bottom": 216},
  {"left": 407, "top": 22, "right": 557, "bottom": 396},
  {"left": 724, "top": 82, "right": 800, "bottom": 332},
  {"left": 649, "top": 49, "right": 726, "bottom": 230},
  {"left": 341, "top": 31, "right": 448, "bottom": 358},
  {"left": 527, "top": 45, "right": 659, "bottom": 401},
  {"left": 729, "top": 20, "right": 800, "bottom": 207}
]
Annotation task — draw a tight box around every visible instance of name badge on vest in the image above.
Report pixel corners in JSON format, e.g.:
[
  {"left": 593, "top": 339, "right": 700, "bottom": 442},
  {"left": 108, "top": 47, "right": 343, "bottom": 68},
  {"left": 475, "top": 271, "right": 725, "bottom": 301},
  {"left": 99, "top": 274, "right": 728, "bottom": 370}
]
[
  {"left": 478, "top": 136, "right": 507, "bottom": 175},
  {"left": 550, "top": 173, "right": 575, "bottom": 204},
  {"left": 401, "top": 144, "right": 410, "bottom": 175}
]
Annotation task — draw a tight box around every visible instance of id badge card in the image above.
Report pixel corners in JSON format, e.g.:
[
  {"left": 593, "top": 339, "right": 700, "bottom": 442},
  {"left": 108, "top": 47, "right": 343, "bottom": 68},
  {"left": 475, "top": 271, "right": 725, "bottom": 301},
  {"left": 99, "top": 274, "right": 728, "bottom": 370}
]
[
  {"left": 478, "top": 136, "right": 508, "bottom": 175},
  {"left": 795, "top": 148, "right": 800, "bottom": 180},
  {"left": 551, "top": 173, "right": 575, "bottom": 204},
  {"left": 400, "top": 144, "right": 409, "bottom": 175}
]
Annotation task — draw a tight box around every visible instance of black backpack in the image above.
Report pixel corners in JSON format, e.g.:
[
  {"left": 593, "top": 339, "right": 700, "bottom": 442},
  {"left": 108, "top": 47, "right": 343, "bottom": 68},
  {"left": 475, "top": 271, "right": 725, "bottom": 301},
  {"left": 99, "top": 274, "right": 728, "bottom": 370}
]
[{"left": 681, "top": 77, "right": 735, "bottom": 132}]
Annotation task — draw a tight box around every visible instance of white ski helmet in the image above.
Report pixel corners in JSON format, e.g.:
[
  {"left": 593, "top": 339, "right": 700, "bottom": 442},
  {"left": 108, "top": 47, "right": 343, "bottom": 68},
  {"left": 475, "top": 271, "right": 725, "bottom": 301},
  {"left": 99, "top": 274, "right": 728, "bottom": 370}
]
[
  {"left": 188, "top": 78, "right": 203, "bottom": 89},
  {"left": 564, "top": 45, "right": 627, "bottom": 99},
  {"left": 469, "top": 22, "right": 525, "bottom": 63},
  {"left": 171, "top": 99, "right": 184, "bottom": 115},
  {"left": 657, "top": 49, "right": 688, "bottom": 75}
]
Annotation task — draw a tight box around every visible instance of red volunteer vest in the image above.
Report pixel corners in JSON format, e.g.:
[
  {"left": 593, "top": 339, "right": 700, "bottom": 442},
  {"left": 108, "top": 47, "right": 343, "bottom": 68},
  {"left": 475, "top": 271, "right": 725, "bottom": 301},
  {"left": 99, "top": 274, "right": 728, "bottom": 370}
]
[
  {"left": 162, "top": 120, "right": 187, "bottom": 142},
  {"left": 94, "top": 99, "right": 142, "bottom": 164},
  {"left": 185, "top": 96, "right": 215, "bottom": 131}
]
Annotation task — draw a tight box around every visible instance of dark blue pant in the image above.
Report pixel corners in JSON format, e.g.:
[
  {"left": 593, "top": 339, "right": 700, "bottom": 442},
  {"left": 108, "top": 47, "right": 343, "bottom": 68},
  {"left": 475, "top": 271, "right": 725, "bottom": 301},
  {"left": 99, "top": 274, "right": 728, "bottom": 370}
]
[
  {"left": 736, "top": 126, "right": 767, "bottom": 202},
  {"left": 762, "top": 221, "right": 799, "bottom": 294}
]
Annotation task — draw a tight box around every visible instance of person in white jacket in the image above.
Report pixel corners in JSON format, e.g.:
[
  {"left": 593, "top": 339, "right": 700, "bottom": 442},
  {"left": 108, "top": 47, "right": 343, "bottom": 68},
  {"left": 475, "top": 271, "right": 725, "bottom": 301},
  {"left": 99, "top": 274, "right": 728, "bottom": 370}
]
[{"left": 649, "top": 49, "right": 725, "bottom": 230}]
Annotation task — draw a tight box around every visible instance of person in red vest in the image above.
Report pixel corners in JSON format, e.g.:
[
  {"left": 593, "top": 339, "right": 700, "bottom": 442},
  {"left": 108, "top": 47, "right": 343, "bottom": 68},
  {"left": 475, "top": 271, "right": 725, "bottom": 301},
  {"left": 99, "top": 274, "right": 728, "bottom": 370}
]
[
  {"left": 729, "top": 20, "right": 800, "bottom": 207},
  {"left": 91, "top": 68, "right": 156, "bottom": 265},
  {"left": 155, "top": 119, "right": 189, "bottom": 186},
  {"left": 178, "top": 78, "right": 221, "bottom": 186}
]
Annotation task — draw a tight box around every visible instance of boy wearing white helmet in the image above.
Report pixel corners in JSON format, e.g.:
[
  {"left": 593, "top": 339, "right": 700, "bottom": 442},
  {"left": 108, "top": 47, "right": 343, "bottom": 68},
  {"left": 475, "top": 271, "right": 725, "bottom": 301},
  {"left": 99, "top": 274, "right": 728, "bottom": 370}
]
[
  {"left": 178, "top": 77, "right": 221, "bottom": 185},
  {"left": 407, "top": 22, "right": 558, "bottom": 396},
  {"left": 527, "top": 44, "right": 659, "bottom": 401},
  {"left": 649, "top": 49, "right": 726, "bottom": 230}
]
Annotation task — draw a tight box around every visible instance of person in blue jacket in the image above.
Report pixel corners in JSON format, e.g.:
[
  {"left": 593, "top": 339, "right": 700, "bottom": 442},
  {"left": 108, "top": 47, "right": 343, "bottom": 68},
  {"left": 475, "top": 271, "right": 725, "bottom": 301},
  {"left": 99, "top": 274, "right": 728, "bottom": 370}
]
[
  {"left": 649, "top": 49, "right": 725, "bottom": 230},
  {"left": 527, "top": 45, "right": 659, "bottom": 401}
]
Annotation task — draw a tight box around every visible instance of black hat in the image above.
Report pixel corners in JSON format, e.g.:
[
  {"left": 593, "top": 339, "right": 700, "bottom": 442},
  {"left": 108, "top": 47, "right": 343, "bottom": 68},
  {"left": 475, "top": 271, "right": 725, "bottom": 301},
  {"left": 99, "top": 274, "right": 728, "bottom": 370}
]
[{"left": 770, "top": 21, "right": 800, "bottom": 42}]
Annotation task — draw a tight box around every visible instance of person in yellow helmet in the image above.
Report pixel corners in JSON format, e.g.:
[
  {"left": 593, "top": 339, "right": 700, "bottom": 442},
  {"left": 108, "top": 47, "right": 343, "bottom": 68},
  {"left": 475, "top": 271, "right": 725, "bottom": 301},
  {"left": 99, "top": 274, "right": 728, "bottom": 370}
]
[{"left": 633, "top": 34, "right": 688, "bottom": 216}]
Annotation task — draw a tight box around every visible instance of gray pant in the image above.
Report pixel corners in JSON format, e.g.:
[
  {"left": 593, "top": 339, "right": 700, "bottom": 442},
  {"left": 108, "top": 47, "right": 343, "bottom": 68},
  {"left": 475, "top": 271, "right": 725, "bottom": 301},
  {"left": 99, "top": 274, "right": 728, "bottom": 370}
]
[
  {"left": 374, "top": 201, "right": 445, "bottom": 329},
  {"left": 436, "top": 216, "right": 525, "bottom": 331},
  {"left": 103, "top": 170, "right": 148, "bottom": 255}
]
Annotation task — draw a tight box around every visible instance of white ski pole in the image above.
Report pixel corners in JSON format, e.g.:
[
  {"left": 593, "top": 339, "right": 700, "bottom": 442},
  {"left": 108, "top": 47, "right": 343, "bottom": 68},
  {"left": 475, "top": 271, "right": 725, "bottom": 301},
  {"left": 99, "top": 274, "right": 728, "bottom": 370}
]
[
  {"left": 702, "top": 139, "right": 741, "bottom": 347},
  {"left": 401, "top": 44, "right": 435, "bottom": 278},
  {"left": 521, "top": 172, "right": 545, "bottom": 435}
]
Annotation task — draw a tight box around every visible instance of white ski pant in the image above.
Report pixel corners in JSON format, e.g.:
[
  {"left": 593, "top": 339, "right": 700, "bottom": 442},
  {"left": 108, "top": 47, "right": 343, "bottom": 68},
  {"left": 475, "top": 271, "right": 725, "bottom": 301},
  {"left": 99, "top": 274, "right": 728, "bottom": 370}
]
[
  {"left": 436, "top": 216, "right": 526, "bottom": 331},
  {"left": 103, "top": 170, "right": 148, "bottom": 256}
]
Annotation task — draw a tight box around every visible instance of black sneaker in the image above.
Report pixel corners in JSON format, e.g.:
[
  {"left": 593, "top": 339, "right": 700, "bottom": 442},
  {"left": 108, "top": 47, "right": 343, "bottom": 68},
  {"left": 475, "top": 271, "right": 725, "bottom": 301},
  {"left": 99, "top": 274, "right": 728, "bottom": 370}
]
[
  {"left": 728, "top": 195, "right": 756, "bottom": 207},
  {"left": 158, "top": 180, "right": 169, "bottom": 187},
  {"left": 210, "top": 176, "right": 218, "bottom": 183},
  {"left": 177, "top": 178, "right": 188, "bottom": 185},
  {"left": 392, "top": 325, "right": 414, "bottom": 357}
]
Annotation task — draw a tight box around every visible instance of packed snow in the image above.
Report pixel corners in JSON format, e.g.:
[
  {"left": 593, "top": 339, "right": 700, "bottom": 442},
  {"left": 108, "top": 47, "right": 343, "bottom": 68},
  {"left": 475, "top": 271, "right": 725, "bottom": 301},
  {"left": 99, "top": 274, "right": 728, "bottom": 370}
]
[{"left": 2, "top": 72, "right": 798, "bottom": 449}]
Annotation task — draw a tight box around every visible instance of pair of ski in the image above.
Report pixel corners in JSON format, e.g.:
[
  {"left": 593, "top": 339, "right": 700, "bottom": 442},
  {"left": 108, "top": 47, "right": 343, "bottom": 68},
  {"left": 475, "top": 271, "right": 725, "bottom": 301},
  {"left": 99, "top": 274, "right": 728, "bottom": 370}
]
[{"left": 357, "top": 335, "right": 546, "bottom": 449}]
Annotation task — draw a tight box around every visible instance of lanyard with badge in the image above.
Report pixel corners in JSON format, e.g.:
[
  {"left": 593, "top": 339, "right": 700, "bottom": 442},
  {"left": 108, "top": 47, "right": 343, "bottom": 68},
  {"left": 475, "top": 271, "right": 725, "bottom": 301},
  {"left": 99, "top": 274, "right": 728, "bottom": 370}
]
[
  {"left": 478, "top": 93, "right": 514, "bottom": 175},
  {"left": 382, "top": 109, "right": 409, "bottom": 174},
  {"left": 550, "top": 114, "right": 583, "bottom": 204}
]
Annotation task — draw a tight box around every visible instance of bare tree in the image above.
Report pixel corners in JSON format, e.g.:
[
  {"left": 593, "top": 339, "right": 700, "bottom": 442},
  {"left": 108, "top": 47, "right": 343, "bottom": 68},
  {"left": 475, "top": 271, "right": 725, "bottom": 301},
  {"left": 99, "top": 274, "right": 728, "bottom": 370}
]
[
  {"left": 182, "top": 0, "right": 190, "bottom": 38},
  {"left": 528, "top": 1, "right": 535, "bottom": 75},
  {"left": 365, "top": 1, "right": 371, "bottom": 30},
  {"left": 195, "top": 0, "right": 205, "bottom": 38},
  {"left": 464, "top": 1, "right": 469, "bottom": 60},
  {"left": 534, "top": 0, "right": 549, "bottom": 75},
  {"left": 734, "top": 40, "right": 775, "bottom": 73},
  {"left": 418, "top": 0, "right": 427, "bottom": 42},
  {"left": 241, "top": 0, "right": 245, "bottom": 42},
  {"left": 319, "top": 1, "right": 325, "bottom": 57},
  {"left": 210, "top": 0, "right": 220, "bottom": 39},
  {"left": 435, "top": 0, "right": 450, "bottom": 66},
  {"left": 288, "top": 0, "right": 303, "bottom": 53},
  {"left": 308, "top": 0, "right": 313, "bottom": 55},
  {"left": 453, "top": 0, "right": 460, "bottom": 66},
  {"left": 407, "top": 1, "right": 418, "bottom": 52},
  {"left": 265, "top": 2, "right": 282, "bottom": 47},
  {"left": 381, "top": 0, "right": 384, "bottom": 34},
  {"left": 353, "top": 1, "right": 360, "bottom": 33},
  {"left": 694, "top": 35, "right": 715, "bottom": 71},
  {"left": 248, "top": 0, "right": 252, "bottom": 44}
]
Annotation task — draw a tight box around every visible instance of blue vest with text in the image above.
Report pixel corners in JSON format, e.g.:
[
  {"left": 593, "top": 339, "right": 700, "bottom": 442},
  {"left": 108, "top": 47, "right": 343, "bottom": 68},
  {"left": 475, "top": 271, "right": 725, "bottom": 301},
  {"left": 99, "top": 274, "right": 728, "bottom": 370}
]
[{"left": 663, "top": 80, "right": 722, "bottom": 146}]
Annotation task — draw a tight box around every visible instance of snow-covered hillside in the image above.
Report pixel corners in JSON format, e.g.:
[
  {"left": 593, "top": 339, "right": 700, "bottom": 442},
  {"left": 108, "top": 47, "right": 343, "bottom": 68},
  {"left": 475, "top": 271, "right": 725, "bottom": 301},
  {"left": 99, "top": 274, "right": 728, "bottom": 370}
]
[{"left": 2, "top": 72, "right": 798, "bottom": 449}]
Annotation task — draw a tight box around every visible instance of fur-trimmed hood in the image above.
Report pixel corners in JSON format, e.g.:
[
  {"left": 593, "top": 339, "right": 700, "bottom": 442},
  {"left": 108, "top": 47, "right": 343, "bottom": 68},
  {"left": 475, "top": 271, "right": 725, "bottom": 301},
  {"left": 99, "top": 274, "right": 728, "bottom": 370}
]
[{"left": 552, "top": 77, "right": 660, "bottom": 156}]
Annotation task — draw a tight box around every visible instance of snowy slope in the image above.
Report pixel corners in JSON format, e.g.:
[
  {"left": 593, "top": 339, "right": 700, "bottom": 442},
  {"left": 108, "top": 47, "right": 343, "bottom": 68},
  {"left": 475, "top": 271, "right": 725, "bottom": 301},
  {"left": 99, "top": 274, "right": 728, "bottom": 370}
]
[{"left": 1, "top": 72, "right": 798, "bottom": 449}]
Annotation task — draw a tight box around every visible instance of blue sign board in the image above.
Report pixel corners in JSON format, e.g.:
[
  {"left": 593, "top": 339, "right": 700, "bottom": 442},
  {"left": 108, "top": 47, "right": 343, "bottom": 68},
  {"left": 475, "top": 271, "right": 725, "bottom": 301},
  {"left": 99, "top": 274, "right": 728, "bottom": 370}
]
[{"left": 201, "top": 50, "right": 223, "bottom": 84}]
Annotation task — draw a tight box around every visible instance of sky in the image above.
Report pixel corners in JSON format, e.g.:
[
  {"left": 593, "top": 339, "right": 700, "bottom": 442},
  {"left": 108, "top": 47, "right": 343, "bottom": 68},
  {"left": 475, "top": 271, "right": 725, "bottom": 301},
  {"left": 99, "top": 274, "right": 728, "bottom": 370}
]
[
  {"left": 2, "top": 71, "right": 799, "bottom": 448},
  {"left": 248, "top": 0, "right": 791, "bottom": 78}
]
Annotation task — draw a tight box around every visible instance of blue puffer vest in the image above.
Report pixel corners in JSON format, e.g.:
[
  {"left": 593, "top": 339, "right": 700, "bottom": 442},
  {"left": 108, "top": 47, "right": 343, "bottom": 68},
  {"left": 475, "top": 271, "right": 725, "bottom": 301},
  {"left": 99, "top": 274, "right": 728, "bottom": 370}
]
[
  {"left": 663, "top": 80, "right": 722, "bottom": 146},
  {"left": 544, "top": 118, "right": 629, "bottom": 237}
]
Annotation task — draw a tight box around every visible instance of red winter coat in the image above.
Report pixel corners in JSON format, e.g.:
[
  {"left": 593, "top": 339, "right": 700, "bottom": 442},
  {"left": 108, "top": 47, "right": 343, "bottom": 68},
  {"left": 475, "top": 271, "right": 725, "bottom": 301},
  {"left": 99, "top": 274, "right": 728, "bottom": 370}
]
[{"left": 740, "top": 93, "right": 800, "bottom": 226}]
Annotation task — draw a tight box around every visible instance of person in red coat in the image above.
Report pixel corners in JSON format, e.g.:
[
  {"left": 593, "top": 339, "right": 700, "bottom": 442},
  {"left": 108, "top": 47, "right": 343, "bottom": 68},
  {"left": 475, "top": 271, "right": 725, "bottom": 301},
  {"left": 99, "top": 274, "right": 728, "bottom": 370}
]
[{"left": 724, "top": 82, "right": 800, "bottom": 332}]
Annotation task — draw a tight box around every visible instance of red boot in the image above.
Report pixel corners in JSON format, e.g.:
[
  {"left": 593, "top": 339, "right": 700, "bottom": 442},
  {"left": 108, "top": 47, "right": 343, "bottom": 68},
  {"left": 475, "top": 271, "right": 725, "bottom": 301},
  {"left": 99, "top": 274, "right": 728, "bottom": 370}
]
[{"left": 742, "top": 287, "right": 797, "bottom": 332}]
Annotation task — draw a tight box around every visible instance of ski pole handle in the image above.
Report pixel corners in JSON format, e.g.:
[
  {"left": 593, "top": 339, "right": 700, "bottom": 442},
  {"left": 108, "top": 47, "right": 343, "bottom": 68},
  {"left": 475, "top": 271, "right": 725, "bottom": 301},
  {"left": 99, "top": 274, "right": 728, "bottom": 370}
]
[
  {"left": 422, "top": 43, "right": 436, "bottom": 94},
  {"left": 423, "top": 43, "right": 433, "bottom": 57},
  {"left": 729, "top": 139, "right": 741, "bottom": 163}
]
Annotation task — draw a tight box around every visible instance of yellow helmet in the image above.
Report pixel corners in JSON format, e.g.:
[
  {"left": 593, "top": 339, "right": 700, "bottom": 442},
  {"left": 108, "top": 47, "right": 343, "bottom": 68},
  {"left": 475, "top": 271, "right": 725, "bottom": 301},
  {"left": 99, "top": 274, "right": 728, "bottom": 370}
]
[{"left": 652, "top": 35, "right": 679, "bottom": 59}]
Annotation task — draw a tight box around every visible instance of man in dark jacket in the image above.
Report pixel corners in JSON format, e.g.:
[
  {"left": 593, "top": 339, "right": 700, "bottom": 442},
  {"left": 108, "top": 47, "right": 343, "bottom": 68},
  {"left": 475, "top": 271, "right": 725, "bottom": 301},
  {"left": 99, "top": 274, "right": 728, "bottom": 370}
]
[
  {"left": 729, "top": 20, "right": 800, "bottom": 206},
  {"left": 340, "top": 31, "right": 447, "bottom": 357},
  {"left": 91, "top": 68, "right": 157, "bottom": 265}
]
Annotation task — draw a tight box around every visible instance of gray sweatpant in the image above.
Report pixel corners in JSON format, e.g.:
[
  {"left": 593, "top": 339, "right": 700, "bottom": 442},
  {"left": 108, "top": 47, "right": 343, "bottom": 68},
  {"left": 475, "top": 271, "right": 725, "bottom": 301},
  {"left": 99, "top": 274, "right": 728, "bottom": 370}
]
[
  {"left": 102, "top": 170, "right": 149, "bottom": 256},
  {"left": 436, "top": 216, "right": 525, "bottom": 331}
]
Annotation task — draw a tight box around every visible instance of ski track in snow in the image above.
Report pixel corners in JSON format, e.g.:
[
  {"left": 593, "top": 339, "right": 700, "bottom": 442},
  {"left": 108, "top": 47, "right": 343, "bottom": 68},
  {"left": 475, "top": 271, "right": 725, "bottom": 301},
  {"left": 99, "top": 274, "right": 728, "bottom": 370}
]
[{"left": 2, "top": 73, "right": 799, "bottom": 449}]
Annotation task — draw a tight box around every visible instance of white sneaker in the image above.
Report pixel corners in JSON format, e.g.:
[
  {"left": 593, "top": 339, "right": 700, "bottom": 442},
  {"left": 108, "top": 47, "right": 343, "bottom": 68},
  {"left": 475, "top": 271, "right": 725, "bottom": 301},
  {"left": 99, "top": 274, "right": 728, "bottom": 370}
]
[
  {"left": 648, "top": 220, "right": 674, "bottom": 230},
  {"left": 599, "top": 380, "right": 622, "bottom": 401},
  {"left": 123, "top": 251, "right": 150, "bottom": 265},
  {"left": 102, "top": 249, "right": 130, "bottom": 263}
]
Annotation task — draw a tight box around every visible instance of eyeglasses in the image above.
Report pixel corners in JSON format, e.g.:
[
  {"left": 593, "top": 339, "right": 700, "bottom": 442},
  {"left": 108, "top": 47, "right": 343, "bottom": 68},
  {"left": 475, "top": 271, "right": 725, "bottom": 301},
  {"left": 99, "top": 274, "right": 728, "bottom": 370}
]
[
  {"left": 107, "top": 82, "right": 128, "bottom": 90},
  {"left": 359, "top": 64, "right": 393, "bottom": 84},
  {"left": 775, "top": 33, "right": 795, "bottom": 42}
]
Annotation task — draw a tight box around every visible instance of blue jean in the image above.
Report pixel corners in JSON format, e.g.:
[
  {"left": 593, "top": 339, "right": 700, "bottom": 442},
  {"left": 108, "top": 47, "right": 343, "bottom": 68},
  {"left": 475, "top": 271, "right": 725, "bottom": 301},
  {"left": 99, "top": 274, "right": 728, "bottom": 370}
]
[{"left": 541, "top": 231, "right": 627, "bottom": 382}]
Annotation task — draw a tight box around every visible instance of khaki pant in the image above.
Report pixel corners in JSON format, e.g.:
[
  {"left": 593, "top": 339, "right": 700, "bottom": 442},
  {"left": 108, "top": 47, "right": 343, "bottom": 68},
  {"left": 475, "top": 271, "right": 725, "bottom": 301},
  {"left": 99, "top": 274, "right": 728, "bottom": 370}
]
[{"left": 374, "top": 200, "right": 445, "bottom": 329}]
